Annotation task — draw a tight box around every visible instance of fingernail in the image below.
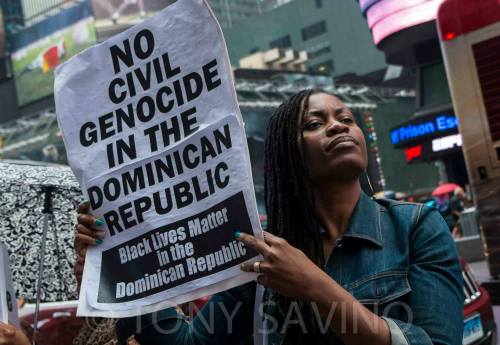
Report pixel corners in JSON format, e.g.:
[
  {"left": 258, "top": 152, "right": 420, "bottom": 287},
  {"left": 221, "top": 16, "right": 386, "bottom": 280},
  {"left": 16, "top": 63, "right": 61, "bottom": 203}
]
[
  {"left": 95, "top": 238, "right": 103, "bottom": 245},
  {"left": 234, "top": 231, "right": 241, "bottom": 238},
  {"left": 95, "top": 218, "right": 105, "bottom": 226},
  {"left": 96, "top": 231, "right": 106, "bottom": 239}
]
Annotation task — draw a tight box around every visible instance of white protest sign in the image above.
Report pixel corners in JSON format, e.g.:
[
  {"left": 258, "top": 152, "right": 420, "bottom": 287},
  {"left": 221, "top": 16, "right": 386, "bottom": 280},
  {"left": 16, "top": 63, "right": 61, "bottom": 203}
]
[
  {"left": 0, "top": 243, "right": 19, "bottom": 327},
  {"left": 55, "top": 0, "right": 263, "bottom": 317}
]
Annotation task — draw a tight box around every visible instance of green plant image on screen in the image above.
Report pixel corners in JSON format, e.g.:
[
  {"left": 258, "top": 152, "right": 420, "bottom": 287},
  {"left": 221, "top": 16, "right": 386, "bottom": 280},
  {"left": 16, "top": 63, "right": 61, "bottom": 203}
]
[{"left": 11, "top": 12, "right": 96, "bottom": 106}]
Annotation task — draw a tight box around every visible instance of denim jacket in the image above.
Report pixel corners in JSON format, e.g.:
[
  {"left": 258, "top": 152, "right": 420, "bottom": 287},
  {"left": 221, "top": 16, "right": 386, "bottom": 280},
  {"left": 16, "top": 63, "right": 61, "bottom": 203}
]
[{"left": 116, "top": 192, "right": 464, "bottom": 345}]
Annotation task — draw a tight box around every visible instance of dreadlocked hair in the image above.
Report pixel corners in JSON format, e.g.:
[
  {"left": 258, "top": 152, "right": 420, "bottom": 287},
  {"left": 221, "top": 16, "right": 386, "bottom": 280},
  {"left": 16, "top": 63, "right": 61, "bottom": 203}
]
[{"left": 264, "top": 89, "right": 338, "bottom": 344}]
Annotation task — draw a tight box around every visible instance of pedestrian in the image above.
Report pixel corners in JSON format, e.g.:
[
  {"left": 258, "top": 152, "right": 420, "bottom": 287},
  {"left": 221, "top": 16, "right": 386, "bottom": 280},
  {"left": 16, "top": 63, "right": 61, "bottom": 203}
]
[
  {"left": 434, "top": 194, "right": 455, "bottom": 230},
  {"left": 76, "top": 89, "right": 464, "bottom": 345},
  {"left": 449, "top": 187, "right": 466, "bottom": 238}
]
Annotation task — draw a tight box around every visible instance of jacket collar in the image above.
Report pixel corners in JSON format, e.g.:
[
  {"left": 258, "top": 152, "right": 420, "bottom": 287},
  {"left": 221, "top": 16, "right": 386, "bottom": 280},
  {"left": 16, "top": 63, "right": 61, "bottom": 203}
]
[{"left": 341, "top": 192, "right": 383, "bottom": 247}]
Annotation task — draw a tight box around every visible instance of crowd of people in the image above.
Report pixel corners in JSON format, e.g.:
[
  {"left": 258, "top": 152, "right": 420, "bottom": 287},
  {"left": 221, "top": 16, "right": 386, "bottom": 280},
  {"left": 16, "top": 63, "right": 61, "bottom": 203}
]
[{"left": 431, "top": 186, "right": 468, "bottom": 238}]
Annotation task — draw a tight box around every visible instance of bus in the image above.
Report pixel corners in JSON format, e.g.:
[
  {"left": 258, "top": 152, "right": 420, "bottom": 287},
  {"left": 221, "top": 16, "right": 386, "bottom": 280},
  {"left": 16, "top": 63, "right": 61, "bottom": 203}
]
[{"left": 437, "top": 0, "right": 500, "bottom": 277}]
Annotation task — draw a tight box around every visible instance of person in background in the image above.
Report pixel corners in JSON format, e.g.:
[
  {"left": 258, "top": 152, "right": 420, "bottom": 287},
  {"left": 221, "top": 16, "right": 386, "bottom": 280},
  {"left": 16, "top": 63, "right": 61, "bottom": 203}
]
[
  {"left": 41, "top": 144, "right": 60, "bottom": 163},
  {"left": 434, "top": 193, "right": 456, "bottom": 231},
  {"left": 449, "top": 187, "right": 466, "bottom": 238},
  {"left": 434, "top": 194, "right": 450, "bottom": 215}
]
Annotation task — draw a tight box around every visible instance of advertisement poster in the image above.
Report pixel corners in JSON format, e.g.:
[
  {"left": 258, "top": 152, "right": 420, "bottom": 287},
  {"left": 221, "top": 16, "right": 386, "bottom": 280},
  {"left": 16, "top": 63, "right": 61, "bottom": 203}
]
[
  {"left": 55, "top": 0, "right": 262, "bottom": 317},
  {"left": 11, "top": 2, "right": 97, "bottom": 105}
]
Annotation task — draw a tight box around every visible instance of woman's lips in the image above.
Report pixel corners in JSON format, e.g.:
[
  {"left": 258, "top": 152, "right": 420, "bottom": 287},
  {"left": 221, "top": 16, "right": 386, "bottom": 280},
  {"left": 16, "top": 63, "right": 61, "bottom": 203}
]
[{"left": 326, "top": 135, "right": 359, "bottom": 151}]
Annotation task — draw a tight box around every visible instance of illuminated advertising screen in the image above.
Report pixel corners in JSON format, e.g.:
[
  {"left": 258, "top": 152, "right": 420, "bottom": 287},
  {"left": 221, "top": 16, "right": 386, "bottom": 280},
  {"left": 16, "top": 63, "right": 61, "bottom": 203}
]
[
  {"left": 404, "top": 134, "right": 463, "bottom": 163},
  {"left": 10, "top": 2, "right": 97, "bottom": 106},
  {"left": 391, "top": 112, "right": 461, "bottom": 164},
  {"left": 359, "top": 0, "right": 445, "bottom": 45},
  {"left": 91, "top": 0, "right": 175, "bottom": 33},
  {"left": 390, "top": 113, "right": 458, "bottom": 147}
]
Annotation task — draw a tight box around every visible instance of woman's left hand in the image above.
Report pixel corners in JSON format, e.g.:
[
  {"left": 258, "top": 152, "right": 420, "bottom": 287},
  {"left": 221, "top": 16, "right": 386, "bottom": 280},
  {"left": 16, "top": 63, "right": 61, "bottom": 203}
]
[
  {"left": 238, "top": 231, "right": 330, "bottom": 302},
  {"left": 0, "top": 322, "right": 30, "bottom": 345}
]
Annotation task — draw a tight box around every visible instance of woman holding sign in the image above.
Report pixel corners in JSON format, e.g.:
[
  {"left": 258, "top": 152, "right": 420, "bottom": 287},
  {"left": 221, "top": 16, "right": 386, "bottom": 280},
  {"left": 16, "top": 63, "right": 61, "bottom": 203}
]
[{"left": 76, "top": 90, "right": 463, "bottom": 345}]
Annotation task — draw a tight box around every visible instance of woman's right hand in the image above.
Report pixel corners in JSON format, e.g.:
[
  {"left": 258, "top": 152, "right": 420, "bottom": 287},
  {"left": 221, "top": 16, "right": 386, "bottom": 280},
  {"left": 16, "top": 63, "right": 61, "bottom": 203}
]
[{"left": 74, "top": 201, "right": 106, "bottom": 288}]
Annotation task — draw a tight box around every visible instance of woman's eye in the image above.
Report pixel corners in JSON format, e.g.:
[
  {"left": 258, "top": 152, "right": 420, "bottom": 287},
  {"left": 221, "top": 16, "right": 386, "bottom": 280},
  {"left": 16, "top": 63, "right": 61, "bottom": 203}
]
[
  {"left": 305, "top": 121, "right": 322, "bottom": 130},
  {"left": 341, "top": 117, "right": 354, "bottom": 124}
]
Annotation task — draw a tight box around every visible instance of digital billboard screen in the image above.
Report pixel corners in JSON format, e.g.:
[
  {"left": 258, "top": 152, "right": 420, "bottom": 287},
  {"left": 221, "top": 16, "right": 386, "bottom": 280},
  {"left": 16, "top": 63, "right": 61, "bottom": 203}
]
[
  {"left": 390, "top": 113, "right": 458, "bottom": 147},
  {"left": 360, "top": 0, "right": 445, "bottom": 45},
  {"left": 10, "top": 2, "right": 97, "bottom": 106}
]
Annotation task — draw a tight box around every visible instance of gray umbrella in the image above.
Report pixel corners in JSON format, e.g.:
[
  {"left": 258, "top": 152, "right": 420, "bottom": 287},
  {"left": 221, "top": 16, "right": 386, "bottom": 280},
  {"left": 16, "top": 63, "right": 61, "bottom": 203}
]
[{"left": 0, "top": 160, "right": 81, "bottom": 303}]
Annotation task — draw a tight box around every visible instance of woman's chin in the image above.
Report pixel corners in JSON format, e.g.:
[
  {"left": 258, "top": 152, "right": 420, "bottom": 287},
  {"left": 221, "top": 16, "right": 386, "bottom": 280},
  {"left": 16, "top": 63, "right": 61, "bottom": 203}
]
[{"left": 311, "top": 157, "right": 366, "bottom": 182}]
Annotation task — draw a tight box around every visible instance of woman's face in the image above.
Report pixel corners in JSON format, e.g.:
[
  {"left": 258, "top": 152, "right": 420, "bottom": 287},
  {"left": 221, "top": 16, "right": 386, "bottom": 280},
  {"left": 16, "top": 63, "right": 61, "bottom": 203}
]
[{"left": 298, "top": 92, "right": 368, "bottom": 183}]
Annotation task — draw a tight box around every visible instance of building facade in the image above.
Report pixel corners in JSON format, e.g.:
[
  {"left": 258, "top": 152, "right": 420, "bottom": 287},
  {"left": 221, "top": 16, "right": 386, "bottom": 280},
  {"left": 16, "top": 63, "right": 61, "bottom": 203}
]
[
  {"left": 0, "top": 66, "right": 423, "bottom": 204},
  {"left": 0, "top": 0, "right": 436, "bottom": 200},
  {"left": 358, "top": 0, "right": 469, "bottom": 190},
  {"left": 222, "top": 0, "right": 387, "bottom": 76}
]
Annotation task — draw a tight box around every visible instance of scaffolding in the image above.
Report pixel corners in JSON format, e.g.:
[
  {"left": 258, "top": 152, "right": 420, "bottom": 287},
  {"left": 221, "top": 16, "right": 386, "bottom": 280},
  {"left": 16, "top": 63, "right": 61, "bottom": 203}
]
[
  {"left": 209, "top": 0, "right": 291, "bottom": 28},
  {"left": 0, "top": 75, "right": 414, "bottom": 157}
]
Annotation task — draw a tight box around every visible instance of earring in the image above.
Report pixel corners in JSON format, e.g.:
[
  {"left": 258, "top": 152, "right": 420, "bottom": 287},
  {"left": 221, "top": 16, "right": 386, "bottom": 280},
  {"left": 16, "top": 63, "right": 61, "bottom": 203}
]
[{"left": 364, "top": 171, "right": 375, "bottom": 197}]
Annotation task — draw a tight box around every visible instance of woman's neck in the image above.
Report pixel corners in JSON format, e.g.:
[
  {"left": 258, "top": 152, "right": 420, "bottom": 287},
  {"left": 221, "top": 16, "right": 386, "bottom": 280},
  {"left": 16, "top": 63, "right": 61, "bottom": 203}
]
[{"left": 312, "top": 179, "right": 361, "bottom": 241}]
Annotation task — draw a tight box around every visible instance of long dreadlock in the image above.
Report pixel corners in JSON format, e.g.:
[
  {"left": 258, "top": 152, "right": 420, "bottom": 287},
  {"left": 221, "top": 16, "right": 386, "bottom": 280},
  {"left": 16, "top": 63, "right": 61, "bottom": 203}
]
[{"left": 264, "top": 89, "right": 339, "bottom": 344}]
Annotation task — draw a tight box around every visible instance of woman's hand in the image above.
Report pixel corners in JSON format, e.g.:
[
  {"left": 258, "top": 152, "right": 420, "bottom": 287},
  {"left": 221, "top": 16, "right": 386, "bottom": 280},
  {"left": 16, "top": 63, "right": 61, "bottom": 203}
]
[
  {"left": 74, "top": 201, "right": 106, "bottom": 288},
  {"left": 238, "top": 231, "right": 330, "bottom": 302},
  {"left": 239, "top": 232, "right": 391, "bottom": 345},
  {"left": 0, "top": 322, "right": 30, "bottom": 345}
]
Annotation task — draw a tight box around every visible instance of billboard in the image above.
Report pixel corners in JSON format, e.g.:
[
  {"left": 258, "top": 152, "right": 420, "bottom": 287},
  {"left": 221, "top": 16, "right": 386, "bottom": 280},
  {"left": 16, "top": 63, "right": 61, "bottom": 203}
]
[
  {"left": 91, "top": 0, "right": 175, "bottom": 34},
  {"left": 10, "top": 2, "right": 97, "bottom": 106},
  {"left": 360, "top": 0, "right": 446, "bottom": 45}
]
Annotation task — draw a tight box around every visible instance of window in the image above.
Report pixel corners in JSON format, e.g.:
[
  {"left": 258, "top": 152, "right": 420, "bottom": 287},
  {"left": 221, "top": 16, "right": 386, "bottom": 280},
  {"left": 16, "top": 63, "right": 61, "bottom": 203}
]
[
  {"left": 315, "top": 0, "right": 323, "bottom": 9},
  {"left": 269, "top": 35, "right": 291, "bottom": 49},
  {"left": 301, "top": 21, "right": 327, "bottom": 41},
  {"left": 419, "top": 62, "right": 452, "bottom": 107},
  {"left": 308, "top": 45, "right": 331, "bottom": 59},
  {"left": 308, "top": 59, "right": 334, "bottom": 74}
]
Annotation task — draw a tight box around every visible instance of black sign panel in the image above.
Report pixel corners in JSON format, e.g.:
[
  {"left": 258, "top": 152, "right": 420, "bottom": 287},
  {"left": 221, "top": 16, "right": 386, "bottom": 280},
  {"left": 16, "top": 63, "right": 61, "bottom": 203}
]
[{"left": 98, "top": 191, "right": 256, "bottom": 303}]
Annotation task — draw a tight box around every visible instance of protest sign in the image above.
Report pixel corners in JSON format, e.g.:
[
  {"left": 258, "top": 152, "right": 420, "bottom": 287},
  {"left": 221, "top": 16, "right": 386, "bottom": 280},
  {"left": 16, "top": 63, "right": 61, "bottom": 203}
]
[
  {"left": 0, "top": 243, "right": 19, "bottom": 327},
  {"left": 55, "top": 0, "right": 263, "bottom": 317}
]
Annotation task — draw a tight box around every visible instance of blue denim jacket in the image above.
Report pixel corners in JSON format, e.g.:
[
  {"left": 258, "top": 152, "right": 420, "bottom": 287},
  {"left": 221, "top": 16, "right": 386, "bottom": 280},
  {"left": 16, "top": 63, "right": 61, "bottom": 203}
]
[{"left": 116, "top": 193, "right": 464, "bottom": 345}]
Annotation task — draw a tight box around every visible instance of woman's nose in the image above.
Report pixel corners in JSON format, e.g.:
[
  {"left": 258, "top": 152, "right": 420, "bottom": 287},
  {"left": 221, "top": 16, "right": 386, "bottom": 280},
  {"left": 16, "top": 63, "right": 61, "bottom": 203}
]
[{"left": 326, "top": 120, "right": 349, "bottom": 136}]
